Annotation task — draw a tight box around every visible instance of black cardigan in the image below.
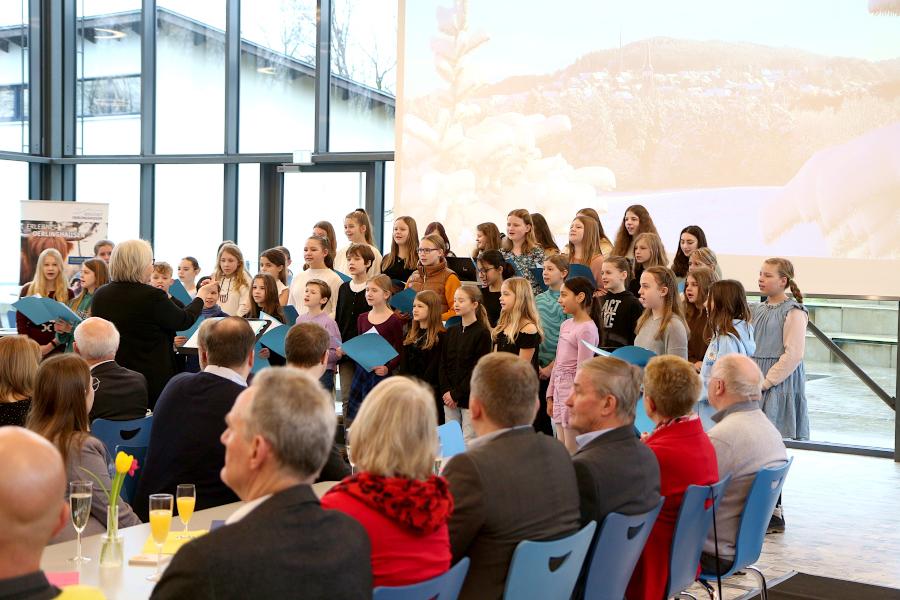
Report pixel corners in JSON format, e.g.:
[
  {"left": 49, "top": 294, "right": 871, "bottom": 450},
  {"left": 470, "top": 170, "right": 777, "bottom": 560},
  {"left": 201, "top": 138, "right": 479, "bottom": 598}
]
[
  {"left": 91, "top": 281, "right": 203, "bottom": 407},
  {"left": 438, "top": 321, "right": 492, "bottom": 409}
]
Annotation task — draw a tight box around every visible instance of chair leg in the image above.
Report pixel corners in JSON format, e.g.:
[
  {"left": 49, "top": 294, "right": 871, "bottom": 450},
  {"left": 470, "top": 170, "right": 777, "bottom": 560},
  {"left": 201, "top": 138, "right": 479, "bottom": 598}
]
[
  {"left": 674, "top": 593, "right": 700, "bottom": 600},
  {"left": 746, "top": 566, "right": 768, "bottom": 600},
  {"left": 699, "top": 579, "right": 716, "bottom": 600}
]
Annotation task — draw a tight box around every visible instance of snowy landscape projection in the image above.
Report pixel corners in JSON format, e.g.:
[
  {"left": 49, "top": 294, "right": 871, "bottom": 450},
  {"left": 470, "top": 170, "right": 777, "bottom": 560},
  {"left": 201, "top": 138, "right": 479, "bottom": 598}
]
[{"left": 395, "top": 0, "right": 900, "bottom": 296}]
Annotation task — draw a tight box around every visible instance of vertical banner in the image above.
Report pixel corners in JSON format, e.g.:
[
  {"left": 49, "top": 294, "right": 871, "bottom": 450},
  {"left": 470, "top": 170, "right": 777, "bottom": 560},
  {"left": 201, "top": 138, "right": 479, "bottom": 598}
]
[{"left": 20, "top": 201, "right": 109, "bottom": 286}]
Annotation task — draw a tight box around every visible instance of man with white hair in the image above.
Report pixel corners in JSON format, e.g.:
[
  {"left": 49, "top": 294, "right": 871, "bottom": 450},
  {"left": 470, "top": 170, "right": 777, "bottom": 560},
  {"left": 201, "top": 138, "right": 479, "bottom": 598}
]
[
  {"left": 701, "top": 354, "right": 787, "bottom": 574},
  {"left": 74, "top": 316, "right": 148, "bottom": 421},
  {"left": 151, "top": 368, "right": 372, "bottom": 600}
]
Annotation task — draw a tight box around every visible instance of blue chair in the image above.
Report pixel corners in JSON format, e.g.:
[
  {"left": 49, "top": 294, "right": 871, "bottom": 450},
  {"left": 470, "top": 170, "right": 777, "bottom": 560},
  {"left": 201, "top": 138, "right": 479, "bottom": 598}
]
[
  {"left": 582, "top": 498, "right": 664, "bottom": 600},
  {"left": 610, "top": 345, "right": 656, "bottom": 368},
  {"left": 437, "top": 421, "right": 465, "bottom": 459},
  {"left": 91, "top": 416, "right": 153, "bottom": 462},
  {"left": 373, "top": 557, "right": 470, "bottom": 600},
  {"left": 665, "top": 475, "right": 731, "bottom": 600},
  {"left": 113, "top": 444, "right": 148, "bottom": 504},
  {"left": 503, "top": 521, "right": 597, "bottom": 600},
  {"left": 700, "top": 458, "right": 793, "bottom": 600},
  {"left": 5, "top": 310, "right": 15, "bottom": 328},
  {"left": 634, "top": 395, "right": 655, "bottom": 435}
]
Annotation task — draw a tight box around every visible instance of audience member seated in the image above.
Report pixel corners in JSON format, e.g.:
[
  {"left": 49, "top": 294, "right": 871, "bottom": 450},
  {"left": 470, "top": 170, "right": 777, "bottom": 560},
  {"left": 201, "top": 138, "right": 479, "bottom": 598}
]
[
  {"left": 627, "top": 356, "right": 718, "bottom": 600},
  {"left": 134, "top": 318, "right": 253, "bottom": 520},
  {"left": 91, "top": 239, "right": 212, "bottom": 408},
  {"left": 73, "top": 317, "right": 149, "bottom": 422},
  {"left": 568, "top": 356, "right": 661, "bottom": 527},
  {"left": 701, "top": 354, "right": 787, "bottom": 574},
  {"left": 27, "top": 354, "right": 141, "bottom": 543},
  {"left": 0, "top": 335, "right": 41, "bottom": 427},
  {"left": 284, "top": 322, "right": 351, "bottom": 483},
  {"left": 322, "top": 377, "right": 452, "bottom": 587},
  {"left": 0, "top": 427, "right": 106, "bottom": 599},
  {"left": 442, "top": 353, "right": 581, "bottom": 599},
  {"left": 151, "top": 368, "right": 372, "bottom": 600}
]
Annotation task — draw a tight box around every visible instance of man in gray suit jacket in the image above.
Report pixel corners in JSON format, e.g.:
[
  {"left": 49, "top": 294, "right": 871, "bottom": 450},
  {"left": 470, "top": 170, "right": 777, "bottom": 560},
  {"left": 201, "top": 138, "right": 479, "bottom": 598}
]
[
  {"left": 443, "top": 353, "right": 581, "bottom": 600},
  {"left": 151, "top": 367, "right": 371, "bottom": 600},
  {"left": 567, "top": 356, "right": 661, "bottom": 528}
]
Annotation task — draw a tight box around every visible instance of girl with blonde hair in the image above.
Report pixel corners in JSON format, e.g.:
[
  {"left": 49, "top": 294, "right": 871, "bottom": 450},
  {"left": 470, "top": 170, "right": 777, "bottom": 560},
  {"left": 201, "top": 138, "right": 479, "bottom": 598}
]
[
  {"left": 213, "top": 243, "right": 252, "bottom": 316},
  {"left": 334, "top": 209, "right": 382, "bottom": 277},
  {"left": 493, "top": 276, "right": 544, "bottom": 372},
  {"left": 381, "top": 216, "right": 420, "bottom": 284},
  {"left": 629, "top": 232, "right": 669, "bottom": 296},
  {"left": 634, "top": 266, "right": 688, "bottom": 359},
  {"left": 17, "top": 248, "right": 73, "bottom": 357}
]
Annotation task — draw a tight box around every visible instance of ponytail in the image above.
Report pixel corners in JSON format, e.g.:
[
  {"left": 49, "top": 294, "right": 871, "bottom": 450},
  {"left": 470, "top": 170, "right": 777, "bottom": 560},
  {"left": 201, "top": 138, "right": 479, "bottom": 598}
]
[
  {"left": 457, "top": 284, "right": 491, "bottom": 330},
  {"left": 764, "top": 257, "right": 803, "bottom": 304}
]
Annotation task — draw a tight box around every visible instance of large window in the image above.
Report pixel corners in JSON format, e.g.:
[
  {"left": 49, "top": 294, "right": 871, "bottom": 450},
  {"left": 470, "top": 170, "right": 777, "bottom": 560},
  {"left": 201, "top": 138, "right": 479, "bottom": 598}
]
[
  {"left": 281, "top": 170, "right": 365, "bottom": 263},
  {"left": 76, "top": 0, "right": 142, "bottom": 155},
  {"left": 154, "top": 164, "right": 224, "bottom": 274},
  {"left": 237, "top": 163, "right": 260, "bottom": 267},
  {"left": 0, "top": 160, "right": 28, "bottom": 290},
  {"left": 0, "top": 1, "right": 29, "bottom": 153},
  {"left": 239, "top": 0, "right": 316, "bottom": 153},
  {"left": 76, "top": 165, "right": 141, "bottom": 243},
  {"left": 328, "top": 0, "right": 396, "bottom": 151},
  {"left": 156, "top": 2, "right": 226, "bottom": 154}
]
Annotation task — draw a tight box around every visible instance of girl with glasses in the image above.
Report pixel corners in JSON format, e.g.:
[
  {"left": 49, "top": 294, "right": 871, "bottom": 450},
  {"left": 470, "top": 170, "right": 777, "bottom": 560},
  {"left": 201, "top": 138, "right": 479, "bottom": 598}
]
[
  {"left": 475, "top": 250, "right": 514, "bottom": 327},
  {"left": 405, "top": 235, "right": 461, "bottom": 322}
]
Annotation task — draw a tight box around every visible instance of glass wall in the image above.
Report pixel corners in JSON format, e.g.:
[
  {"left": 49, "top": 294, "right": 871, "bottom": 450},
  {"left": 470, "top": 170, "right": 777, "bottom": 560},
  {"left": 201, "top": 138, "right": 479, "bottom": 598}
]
[
  {"left": 154, "top": 164, "right": 224, "bottom": 273},
  {"left": 328, "top": 0, "right": 396, "bottom": 151},
  {"left": 76, "top": 164, "right": 141, "bottom": 243},
  {"left": 0, "top": 161, "right": 29, "bottom": 296},
  {"left": 76, "top": 0, "right": 142, "bottom": 155},
  {"left": 239, "top": 0, "right": 316, "bottom": 153},
  {"left": 237, "top": 163, "right": 260, "bottom": 270},
  {"left": 281, "top": 170, "right": 365, "bottom": 263},
  {"left": 156, "top": 1, "right": 226, "bottom": 153},
  {"left": 0, "top": 1, "right": 29, "bottom": 153}
]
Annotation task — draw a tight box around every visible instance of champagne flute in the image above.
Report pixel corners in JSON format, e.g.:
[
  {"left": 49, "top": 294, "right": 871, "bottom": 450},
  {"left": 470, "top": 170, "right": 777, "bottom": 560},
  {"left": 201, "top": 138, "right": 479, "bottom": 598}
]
[
  {"left": 68, "top": 481, "right": 92, "bottom": 563},
  {"left": 176, "top": 484, "right": 196, "bottom": 538},
  {"left": 146, "top": 494, "right": 173, "bottom": 581}
]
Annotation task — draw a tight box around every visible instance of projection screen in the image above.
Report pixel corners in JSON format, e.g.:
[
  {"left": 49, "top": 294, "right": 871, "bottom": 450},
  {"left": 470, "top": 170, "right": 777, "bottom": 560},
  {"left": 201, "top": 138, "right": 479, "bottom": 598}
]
[{"left": 394, "top": 0, "right": 900, "bottom": 297}]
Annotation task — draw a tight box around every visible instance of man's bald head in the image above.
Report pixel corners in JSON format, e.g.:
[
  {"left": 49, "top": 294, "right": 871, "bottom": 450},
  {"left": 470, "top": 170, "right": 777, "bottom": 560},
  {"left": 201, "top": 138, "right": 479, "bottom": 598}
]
[
  {"left": 708, "top": 354, "right": 764, "bottom": 410},
  {"left": 73, "top": 316, "right": 120, "bottom": 362},
  {"left": 0, "top": 428, "right": 68, "bottom": 569},
  {"left": 204, "top": 317, "right": 256, "bottom": 369}
]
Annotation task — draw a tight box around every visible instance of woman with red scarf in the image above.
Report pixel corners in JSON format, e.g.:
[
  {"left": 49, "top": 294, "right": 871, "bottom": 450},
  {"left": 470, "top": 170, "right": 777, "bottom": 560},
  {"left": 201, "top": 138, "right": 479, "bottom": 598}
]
[
  {"left": 627, "top": 356, "right": 719, "bottom": 600},
  {"left": 321, "top": 376, "right": 453, "bottom": 587}
]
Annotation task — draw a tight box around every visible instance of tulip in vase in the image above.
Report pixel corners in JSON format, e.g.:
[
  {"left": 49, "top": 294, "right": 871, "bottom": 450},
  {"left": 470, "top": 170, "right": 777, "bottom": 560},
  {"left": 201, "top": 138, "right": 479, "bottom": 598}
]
[{"left": 82, "top": 451, "right": 139, "bottom": 567}]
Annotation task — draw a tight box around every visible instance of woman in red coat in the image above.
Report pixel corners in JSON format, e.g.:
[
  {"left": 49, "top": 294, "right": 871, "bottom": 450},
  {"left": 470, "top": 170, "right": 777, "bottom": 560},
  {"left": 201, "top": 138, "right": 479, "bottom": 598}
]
[
  {"left": 627, "top": 356, "right": 719, "bottom": 600},
  {"left": 321, "top": 376, "right": 453, "bottom": 588}
]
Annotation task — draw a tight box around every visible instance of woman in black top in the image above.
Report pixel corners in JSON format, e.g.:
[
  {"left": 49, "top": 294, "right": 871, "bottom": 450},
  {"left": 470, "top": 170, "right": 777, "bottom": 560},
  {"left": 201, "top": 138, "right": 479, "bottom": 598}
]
[{"left": 0, "top": 335, "right": 41, "bottom": 426}]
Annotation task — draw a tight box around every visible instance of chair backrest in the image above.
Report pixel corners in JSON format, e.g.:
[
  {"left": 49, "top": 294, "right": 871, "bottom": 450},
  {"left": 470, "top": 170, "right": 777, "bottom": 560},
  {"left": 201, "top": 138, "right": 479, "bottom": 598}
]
[
  {"left": 503, "top": 521, "right": 597, "bottom": 600},
  {"left": 666, "top": 475, "right": 731, "bottom": 598},
  {"left": 633, "top": 396, "right": 655, "bottom": 435},
  {"left": 373, "top": 557, "right": 470, "bottom": 600},
  {"left": 91, "top": 416, "right": 153, "bottom": 461},
  {"left": 610, "top": 345, "right": 656, "bottom": 367},
  {"left": 730, "top": 457, "right": 793, "bottom": 570},
  {"left": 583, "top": 498, "right": 664, "bottom": 600},
  {"left": 113, "top": 444, "right": 148, "bottom": 504},
  {"left": 437, "top": 421, "right": 465, "bottom": 458}
]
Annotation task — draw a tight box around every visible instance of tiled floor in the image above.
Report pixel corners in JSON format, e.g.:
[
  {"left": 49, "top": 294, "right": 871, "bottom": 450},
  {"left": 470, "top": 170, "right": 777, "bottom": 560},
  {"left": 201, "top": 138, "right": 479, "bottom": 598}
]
[{"left": 685, "top": 449, "right": 900, "bottom": 599}]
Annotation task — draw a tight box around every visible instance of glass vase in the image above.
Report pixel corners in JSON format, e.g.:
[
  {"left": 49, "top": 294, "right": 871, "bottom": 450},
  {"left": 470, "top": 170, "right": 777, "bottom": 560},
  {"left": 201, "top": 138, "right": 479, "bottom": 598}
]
[{"left": 100, "top": 504, "right": 123, "bottom": 568}]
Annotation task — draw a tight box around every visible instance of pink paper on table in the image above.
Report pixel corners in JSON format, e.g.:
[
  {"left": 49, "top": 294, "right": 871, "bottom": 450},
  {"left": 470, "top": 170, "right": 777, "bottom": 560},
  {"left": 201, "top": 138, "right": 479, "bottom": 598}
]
[{"left": 47, "top": 571, "right": 79, "bottom": 587}]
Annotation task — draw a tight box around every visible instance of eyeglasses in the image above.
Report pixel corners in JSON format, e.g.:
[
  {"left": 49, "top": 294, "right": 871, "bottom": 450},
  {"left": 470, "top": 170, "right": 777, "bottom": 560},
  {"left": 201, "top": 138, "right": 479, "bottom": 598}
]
[
  {"left": 417, "top": 247, "right": 440, "bottom": 254},
  {"left": 91, "top": 377, "right": 100, "bottom": 392},
  {"left": 477, "top": 267, "right": 497, "bottom": 274}
]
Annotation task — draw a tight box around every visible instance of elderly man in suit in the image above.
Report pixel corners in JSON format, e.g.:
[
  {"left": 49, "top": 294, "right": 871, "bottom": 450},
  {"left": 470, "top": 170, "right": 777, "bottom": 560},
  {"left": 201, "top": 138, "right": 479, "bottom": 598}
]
[
  {"left": 567, "top": 356, "right": 661, "bottom": 527},
  {"left": 74, "top": 316, "right": 149, "bottom": 421},
  {"left": 442, "top": 352, "right": 581, "bottom": 600},
  {"left": 151, "top": 367, "right": 371, "bottom": 600}
]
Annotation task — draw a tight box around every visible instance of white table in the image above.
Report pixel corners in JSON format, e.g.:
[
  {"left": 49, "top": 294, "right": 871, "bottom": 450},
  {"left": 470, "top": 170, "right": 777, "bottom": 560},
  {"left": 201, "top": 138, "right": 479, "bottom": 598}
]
[
  {"left": 40, "top": 502, "right": 243, "bottom": 600},
  {"left": 39, "top": 483, "right": 339, "bottom": 600}
]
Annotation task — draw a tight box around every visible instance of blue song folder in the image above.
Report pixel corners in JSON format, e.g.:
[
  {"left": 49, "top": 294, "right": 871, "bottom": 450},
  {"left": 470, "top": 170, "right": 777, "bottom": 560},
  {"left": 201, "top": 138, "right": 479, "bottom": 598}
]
[
  {"left": 530, "top": 268, "right": 549, "bottom": 292},
  {"left": 252, "top": 341, "right": 270, "bottom": 373},
  {"left": 13, "top": 296, "right": 83, "bottom": 325},
  {"left": 389, "top": 287, "right": 416, "bottom": 314},
  {"left": 335, "top": 270, "right": 352, "bottom": 283},
  {"left": 567, "top": 263, "right": 596, "bottom": 287},
  {"left": 283, "top": 305, "right": 300, "bottom": 324},
  {"left": 259, "top": 323, "right": 289, "bottom": 357},
  {"left": 176, "top": 315, "right": 205, "bottom": 338},
  {"left": 169, "top": 279, "right": 193, "bottom": 305},
  {"left": 581, "top": 339, "right": 611, "bottom": 357},
  {"left": 341, "top": 331, "right": 398, "bottom": 372}
]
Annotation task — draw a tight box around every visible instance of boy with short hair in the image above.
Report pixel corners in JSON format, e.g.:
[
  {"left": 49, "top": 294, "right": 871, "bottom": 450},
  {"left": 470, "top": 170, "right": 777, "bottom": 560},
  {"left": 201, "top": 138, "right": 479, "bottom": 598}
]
[{"left": 296, "top": 279, "right": 342, "bottom": 391}]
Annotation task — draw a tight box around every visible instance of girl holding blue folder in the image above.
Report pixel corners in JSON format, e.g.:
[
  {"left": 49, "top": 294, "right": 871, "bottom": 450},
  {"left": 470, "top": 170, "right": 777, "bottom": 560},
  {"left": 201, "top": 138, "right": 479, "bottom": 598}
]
[
  {"left": 347, "top": 275, "right": 403, "bottom": 421},
  {"left": 17, "top": 248, "right": 73, "bottom": 358},
  {"left": 53, "top": 259, "right": 109, "bottom": 353}
]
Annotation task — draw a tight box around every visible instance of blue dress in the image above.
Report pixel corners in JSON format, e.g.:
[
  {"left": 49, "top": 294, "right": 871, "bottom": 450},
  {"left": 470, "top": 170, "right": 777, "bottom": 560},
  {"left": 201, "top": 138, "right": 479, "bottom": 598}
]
[{"left": 751, "top": 299, "right": 809, "bottom": 440}]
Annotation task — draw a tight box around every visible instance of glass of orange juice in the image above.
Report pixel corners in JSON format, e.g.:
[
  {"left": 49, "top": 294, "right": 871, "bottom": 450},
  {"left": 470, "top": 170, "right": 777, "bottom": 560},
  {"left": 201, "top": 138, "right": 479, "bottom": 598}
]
[
  {"left": 176, "top": 484, "right": 196, "bottom": 538},
  {"left": 146, "top": 494, "right": 173, "bottom": 582}
]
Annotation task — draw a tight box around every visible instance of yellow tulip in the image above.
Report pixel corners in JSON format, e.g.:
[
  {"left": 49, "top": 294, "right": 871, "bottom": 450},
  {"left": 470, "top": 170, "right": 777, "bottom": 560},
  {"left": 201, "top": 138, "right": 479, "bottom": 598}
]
[{"left": 115, "top": 451, "right": 134, "bottom": 475}]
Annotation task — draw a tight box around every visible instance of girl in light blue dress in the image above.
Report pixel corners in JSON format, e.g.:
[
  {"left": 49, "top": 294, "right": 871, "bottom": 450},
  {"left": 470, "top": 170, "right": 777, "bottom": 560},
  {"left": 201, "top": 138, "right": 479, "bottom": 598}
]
[{"left": 752, "top": 258, "right": 809, "bottom": 440}]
